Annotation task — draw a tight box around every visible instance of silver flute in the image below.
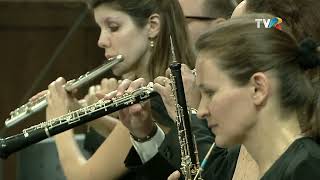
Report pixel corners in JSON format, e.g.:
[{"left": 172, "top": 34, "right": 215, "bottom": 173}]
[
  {"left": 5, "top": 55, "right": 124, "bottom": 128},
  {"left": 0, "top": 83, "right": 158, "bottom": 159}
]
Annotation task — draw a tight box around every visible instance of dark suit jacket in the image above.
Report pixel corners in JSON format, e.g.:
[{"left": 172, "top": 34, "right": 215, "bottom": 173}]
[
  {"left": 124, "top": 96, "right": 243, "bottom": 180},
  {"left": 124, "top": 105, "right": 220, "bottom": 180}
]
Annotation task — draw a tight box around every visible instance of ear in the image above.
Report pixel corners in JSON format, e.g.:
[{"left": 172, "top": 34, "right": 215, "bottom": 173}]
[
  {"left": 147, "top": 13, "right": 161, "bottom": 38},
  {"left": 249, "top": 72, "right": 270, "bottom": 106}
]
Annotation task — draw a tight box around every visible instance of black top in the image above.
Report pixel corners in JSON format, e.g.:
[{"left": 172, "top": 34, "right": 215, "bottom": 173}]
[
  {"left": 261, "top": 137, "right": 320, "bottom": 180},
  {"left": 203, "top": 137, "right": 320, "bottom": 180},
  {"left": 202, "top": 145, "right": 240, "bottom": 180}
]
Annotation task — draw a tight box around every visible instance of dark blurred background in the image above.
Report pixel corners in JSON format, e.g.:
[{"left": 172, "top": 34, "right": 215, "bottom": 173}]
[{"left": 0, "top": 0, "right": 107, "bottom": 179}]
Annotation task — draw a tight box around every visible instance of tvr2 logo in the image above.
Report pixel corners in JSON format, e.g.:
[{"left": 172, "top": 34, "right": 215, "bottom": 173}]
[{"left": 255, "top": 17, "right": 283, "bottom": 30}]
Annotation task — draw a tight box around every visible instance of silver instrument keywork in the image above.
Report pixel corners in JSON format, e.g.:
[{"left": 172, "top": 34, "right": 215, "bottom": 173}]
[
  {"left": 5, "top": 55, "right": 124, "bottom": 128},
  {"left": 0, "top": 83, "right": 158, "bottom": 159},
  {"left": 169, "top": 36, "right": 202, "bottom": 180}
]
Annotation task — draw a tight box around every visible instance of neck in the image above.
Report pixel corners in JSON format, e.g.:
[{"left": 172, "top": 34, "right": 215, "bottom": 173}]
[
  {"left": 243, "top": 110, "right": 301, "bottom": 177},
  {"left": 127, "top": 48, "right": 152, "bottom": 81},
  {"left": 120, "top": 50, "right": 151, "bottom": 81}
]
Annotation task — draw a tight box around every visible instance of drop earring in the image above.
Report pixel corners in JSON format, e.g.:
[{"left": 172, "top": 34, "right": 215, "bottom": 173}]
[{"left": 150, "top": 40, "right": 155, "bottom": 48}]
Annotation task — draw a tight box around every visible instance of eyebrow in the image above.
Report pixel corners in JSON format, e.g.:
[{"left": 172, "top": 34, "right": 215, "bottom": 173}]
[
  {"left": 96, "top": 16, "right": 120, "bottom": 26},
  {"left": 104, "top": 16, "right": 120, "bottom": 22}
]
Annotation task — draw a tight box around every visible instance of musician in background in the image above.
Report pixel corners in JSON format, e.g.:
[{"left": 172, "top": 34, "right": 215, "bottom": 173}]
[
  {"left": 180, "top": 0, "right": 234, "bottom": 45},
  {"left": 45, "top": 0, "right": 201, "bottom": 179}
]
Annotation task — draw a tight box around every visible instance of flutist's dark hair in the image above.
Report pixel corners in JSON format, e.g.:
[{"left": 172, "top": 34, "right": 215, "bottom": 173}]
[
  {"left": 196, "top": 14, "right": 320, "bottom": 143},
  {"left": 88, "top": 0, "right": 195, "bottom": 80}
]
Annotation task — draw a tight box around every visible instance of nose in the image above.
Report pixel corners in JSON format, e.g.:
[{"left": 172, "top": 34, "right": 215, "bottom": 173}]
[
  {"left": 97, "top": 30, "right": 111, "bottom": 48},
  {"left": 197, "top": 98, "right": 209, "bottom": 120}
]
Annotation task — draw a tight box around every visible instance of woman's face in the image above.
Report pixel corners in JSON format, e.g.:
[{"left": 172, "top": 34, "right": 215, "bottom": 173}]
[
  {"left": 94, "top": 4, "right": 151, "bottom": 77},
  {"left": 196, "top": 52, "right": 257, "bottom": 148}
]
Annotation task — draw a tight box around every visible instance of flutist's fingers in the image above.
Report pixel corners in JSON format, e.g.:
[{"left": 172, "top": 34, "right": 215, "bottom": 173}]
[
  {"left": 127, "top": 78, "right": 147, "bottom": 92},
  {"left": 100, "top": 79, "right": 131, "bottom": 101},
  {"left": 48, "top": 77, "right": 67, "bottom": 99},
  {"left": 154, "top": 76, "right": 176, "bottom": 121},
  {"left": 47, "top": 77, "right": 70, "bottom": 120},
  {"left": 116, "top": 79, "right": 132, "bottom": 96},
  {"left": 29, "top": 89, "right": 48, "bottom": 102},
  {"left": 154, "top": 76, "right": 171, "bottom": 98},
  {"left": 165, "top": 64, "right": 193, "bottom": 77},
  {"left": 82, "top": 85, "right": 100, "bottom": 106},
  {"left": 100, "top": 90, "right": 117, "bottom": 100},
  {"left": 165, "top": 68, "right": 171, "bottom": 78},
  {"left": 167, "top": 171, "right": 180, "bottom": 180},
  {"left": 180, "top": 64, "right": 201, "bottom": 109},
  {"left": 86, "top": 78, "right": 119, "bottom": 105},
  {"left": 101, "top": 78, "right": 118, "bottom": 94},
  {"left": 126, "top": 78, "right": 148, "bottom": 114},
  {"left": 113, "top": 78, "right": 154, "bottom": 138},
  {"left": 53, "top": 77, "right": 67, "bottom": 93},
  {"left": 89, "top": 85, "right": 101, "bottom": 95},
  {"left": 166, "top": 64, "right": 201, "bottom": 109}
]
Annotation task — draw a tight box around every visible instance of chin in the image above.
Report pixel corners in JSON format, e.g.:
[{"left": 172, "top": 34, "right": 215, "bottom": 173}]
[
  {"left": 112, "top": 67, "right": 126, "bottom": 77},
  {"left": 215, "top": 136, "right": 238, "bottom": 148}
]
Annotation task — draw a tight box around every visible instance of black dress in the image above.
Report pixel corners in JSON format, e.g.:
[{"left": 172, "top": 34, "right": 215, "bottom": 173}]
[
  {"left": 201, "top": 137, "right": 320, "bottom": 180},
  {"left": 261, "top": 137, "right": 320, "bottom": 180}
]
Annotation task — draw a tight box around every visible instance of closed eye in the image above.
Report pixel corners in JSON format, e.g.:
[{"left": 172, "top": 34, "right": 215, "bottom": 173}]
[
  {"left": 202, "top": 90, "right": 215, "bottom": 98},
  {"left": 198, "top": 84, "right": 216, "bottom": 98},
  {"left": 108, "top": 24, "right": 119, "bottom": 32},
  {"left": 103, "top": 20, "right": 120, "bottom": 32}
]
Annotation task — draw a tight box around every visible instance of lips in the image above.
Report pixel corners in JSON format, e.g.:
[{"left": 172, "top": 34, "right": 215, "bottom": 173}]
[
  {"left": 105, "top": 54, "right": 116, "bottom": 60},
  {"left": 208, "top": 124, "right": 218, "bottom": 129}
]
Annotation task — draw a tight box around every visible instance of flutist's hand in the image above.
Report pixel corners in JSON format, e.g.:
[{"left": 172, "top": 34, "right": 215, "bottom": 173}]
[
  {"left": 84, "top": 78, "right": 118, "bottom": 105},
  {"left": 84, "top": 78, "right": 120, "bottom": 118},
  {"left": 167, "top": 171, "right": 180, "bottom": 180},
  {"left": 85, "top": 78, "right": 120, "bottom": 137},
  {"left": 46, "top": 77, "right": 80, "bottom": 120},
  {"left": 154, "top": 76, "right": 175, "bottom": 120},
  {"left": 103, "top": 78, "right": 155, "bottom": 139},
  {"left": 29, "top": 89, "right": 48, "bottom": 102}
]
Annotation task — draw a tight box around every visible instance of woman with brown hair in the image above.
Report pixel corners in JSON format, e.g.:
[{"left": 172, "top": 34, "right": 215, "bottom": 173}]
[
  {"left": 45, "top": 0, "right": 200, "bottom": 179},
  {"left": 168, "top": 14, "right": 320, "bottom": 180}
]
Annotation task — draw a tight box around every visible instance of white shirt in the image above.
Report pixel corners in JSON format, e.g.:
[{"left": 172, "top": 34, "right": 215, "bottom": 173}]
[{"left": 130, "top": 125, "right": 165, "bottom": 163}]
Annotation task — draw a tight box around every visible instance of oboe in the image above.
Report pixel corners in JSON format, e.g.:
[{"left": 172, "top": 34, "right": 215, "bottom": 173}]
[
  {"left": 169, "top": 37, "right": 202, "bottom": 180},
  {"left": 5, "top": 55, "right": 124, "bottom": 128},
  {"left": 0, "top": 83, "right": 158, "bottom": 159}
]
